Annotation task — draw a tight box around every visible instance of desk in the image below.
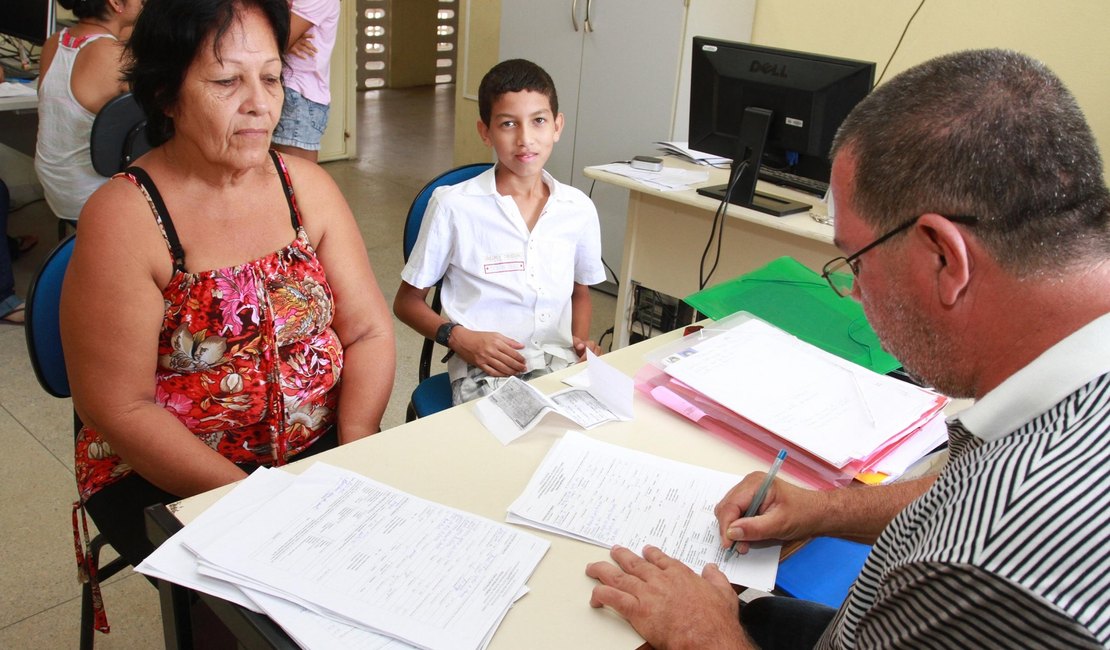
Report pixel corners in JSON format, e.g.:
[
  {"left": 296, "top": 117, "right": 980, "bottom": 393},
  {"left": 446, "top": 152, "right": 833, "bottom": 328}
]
[
  {"left": 583, "top": 158, "right": 840, "bottom": 348},
  {"left": 148, "top": 327, "right": 784, "bottom": 649}
]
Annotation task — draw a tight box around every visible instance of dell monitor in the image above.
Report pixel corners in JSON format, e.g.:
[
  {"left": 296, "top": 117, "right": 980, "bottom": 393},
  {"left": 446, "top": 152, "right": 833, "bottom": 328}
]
[{"left": 689, "top": 37, "right": 875, "bottom": 216}]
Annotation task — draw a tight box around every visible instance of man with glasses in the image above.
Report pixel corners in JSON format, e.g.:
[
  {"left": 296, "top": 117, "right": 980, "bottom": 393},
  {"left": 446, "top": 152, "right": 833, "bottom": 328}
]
[{"left": 586, "top": 48, "right": 1110, "bottom": 649}]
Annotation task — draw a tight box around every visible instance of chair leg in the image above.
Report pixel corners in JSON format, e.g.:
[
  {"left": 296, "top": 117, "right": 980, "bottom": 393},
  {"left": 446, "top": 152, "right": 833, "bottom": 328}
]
[{"left": 406, "top": 402, "right": 417, "bottom": 423}]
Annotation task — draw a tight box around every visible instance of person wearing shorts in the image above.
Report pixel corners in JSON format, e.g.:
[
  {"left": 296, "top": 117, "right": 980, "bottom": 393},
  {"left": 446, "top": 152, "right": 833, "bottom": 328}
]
[{"left": 272, "top": 0, "right": 339, "bottom": 161}]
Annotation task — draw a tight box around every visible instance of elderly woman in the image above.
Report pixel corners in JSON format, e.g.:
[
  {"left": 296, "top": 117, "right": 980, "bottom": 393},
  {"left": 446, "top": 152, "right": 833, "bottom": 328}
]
[
  {"left": 35, "top": 0, "right": 142, "bottom": 223},
  {"left": 60, "top": 0, "right": 395, "bottom": 579}
]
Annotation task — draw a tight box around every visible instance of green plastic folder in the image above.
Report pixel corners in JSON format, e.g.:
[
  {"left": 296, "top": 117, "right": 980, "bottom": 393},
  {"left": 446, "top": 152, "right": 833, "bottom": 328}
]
[{"left": 683, "top": 257, "right": 901, "bottom": 374}]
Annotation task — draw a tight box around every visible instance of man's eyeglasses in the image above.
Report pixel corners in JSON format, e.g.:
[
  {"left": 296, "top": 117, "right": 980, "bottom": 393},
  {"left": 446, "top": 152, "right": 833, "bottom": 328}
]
[{"left": 821, "top": 215, "right": 978, "bottom": 298}]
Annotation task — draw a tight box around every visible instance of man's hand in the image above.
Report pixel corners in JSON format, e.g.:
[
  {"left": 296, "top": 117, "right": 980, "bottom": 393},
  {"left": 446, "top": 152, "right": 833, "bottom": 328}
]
[
  {"left": 449, "top": 327, "right": 527, "bottom": 376},
  {"left": 573, "top": 336, "right": 602, "bottom": 361},
  {"left": 714, "top": 474, "right": 822, "bottom": 554},
  {"left": 586, "top": 545, "right": 752, "bottom": 650}
]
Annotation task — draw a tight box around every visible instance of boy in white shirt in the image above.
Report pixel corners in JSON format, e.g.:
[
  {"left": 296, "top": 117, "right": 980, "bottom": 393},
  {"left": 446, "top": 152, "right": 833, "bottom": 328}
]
[{"left": 395, "top": 59, "right": 606, "bottom": 405}]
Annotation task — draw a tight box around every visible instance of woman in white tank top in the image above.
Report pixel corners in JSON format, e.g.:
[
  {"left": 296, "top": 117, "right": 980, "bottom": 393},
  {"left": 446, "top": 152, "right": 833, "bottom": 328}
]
[{"left": 34, "top": 0, "right": 142, "bottom": 222}]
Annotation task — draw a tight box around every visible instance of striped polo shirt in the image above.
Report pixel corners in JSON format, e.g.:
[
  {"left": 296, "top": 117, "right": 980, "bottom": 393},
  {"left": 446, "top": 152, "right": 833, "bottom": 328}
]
[{"left": 818, "top": 312, "right": 1110, "bottom": 648}]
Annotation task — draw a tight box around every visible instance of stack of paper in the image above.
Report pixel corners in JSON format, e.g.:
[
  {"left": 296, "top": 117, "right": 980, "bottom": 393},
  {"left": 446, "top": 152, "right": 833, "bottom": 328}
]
[
  {"left": 654, "top": 141, "right": 731, "bottom": 167},
  {"left": 507, "top": 431, "right": 780, "bottom": 591},
  {"left": 638, "top": 314, "right": 948, "bottom": 488},
  {"left": 138, "top": 463, "right": 549, "bottom": 650}
]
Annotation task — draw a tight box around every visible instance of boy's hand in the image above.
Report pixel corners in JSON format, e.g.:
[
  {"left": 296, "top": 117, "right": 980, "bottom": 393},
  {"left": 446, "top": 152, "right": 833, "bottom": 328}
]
[
  {"left": 573, "top": 337, "right": 602, "bottom": 361},
  {"left": 450, "top": 327, "right": 527, "bottom": 377}
]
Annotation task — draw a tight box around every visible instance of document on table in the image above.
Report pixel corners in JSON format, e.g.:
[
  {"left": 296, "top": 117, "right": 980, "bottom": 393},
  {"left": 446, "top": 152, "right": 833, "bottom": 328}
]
[
  {"left": 662, "top": 318, "right": 944, "bottom": 466},
  {"left": 186, "top": 462, "right": 549, "bottom": 650},
  {"left": 592, "top": 162, "right": 710, "bottom": 191},
  {"left": 507, "top": 431, "right": 780, "bottom": 591},
  {"left": 474, "top": 350, "right": 634, "bottom": 444}
]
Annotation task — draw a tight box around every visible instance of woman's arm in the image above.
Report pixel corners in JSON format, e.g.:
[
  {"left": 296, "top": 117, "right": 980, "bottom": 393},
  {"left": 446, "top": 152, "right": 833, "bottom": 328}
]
[
  {"left": 61, "top": 178, "right": 249, "bottom": 497},
  {"left": 288, "top": 158, "right": 395, "bottom": 441}
]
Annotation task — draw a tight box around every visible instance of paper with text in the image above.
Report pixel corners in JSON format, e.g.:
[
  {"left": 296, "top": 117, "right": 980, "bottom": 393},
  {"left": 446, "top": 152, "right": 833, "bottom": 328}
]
[
  {"left": 662, "top": 319, "right": 944, "bottom": 466},
  {"left": 190, "top": 463, "right": 549, "bottom": 650},
  {"left": 507, "top": 431, "right": 779, "bottom": 591}
]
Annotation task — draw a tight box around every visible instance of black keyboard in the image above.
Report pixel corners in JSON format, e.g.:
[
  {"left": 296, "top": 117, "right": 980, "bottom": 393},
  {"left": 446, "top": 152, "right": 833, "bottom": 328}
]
[{"left": 758, "top": 167, "right": 829, "bottom": 197}]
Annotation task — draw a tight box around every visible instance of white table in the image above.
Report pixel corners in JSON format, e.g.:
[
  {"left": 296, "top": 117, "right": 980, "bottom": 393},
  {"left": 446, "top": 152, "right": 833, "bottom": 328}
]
[{"left": 583, "top": 158, "right": 840, "bottom": 347}]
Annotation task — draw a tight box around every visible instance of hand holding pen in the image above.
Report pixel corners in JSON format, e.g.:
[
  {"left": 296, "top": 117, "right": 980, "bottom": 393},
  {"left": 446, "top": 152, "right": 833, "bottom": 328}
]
[{"left": 724, "top": 449, "right": 788, "bottom": 558}]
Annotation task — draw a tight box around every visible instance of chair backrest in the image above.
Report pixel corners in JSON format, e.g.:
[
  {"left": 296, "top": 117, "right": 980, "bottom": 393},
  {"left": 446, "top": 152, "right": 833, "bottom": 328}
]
[
  {"left": 403, "top": 163, "right": 492, "bottom": 381},
  {"left": 25, "top": 234, "right": 77, "bottom": 398},
  {"left": 90, "top": 92, "right": 152, "bottom": 177},
  {"left": 403, "top": 163, "right": 493, "bottom": 261}
]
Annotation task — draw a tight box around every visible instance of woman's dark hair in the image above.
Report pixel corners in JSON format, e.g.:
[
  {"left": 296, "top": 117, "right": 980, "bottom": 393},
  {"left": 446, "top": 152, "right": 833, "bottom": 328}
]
[
  {"left": 58, "top": 0, "right": 112, "bottom": 21},
  {"left": 126, "top": 0, "right": 289, "bottom": 146}
]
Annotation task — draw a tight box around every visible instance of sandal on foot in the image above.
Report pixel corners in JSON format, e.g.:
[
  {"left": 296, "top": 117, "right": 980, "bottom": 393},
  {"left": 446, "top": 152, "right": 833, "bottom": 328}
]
[
  {"left": 9, "top": 235, "right": 39, "bottom": 260},
  {"left": 0, "top": 303, "right": 25, "bottom": 326}
]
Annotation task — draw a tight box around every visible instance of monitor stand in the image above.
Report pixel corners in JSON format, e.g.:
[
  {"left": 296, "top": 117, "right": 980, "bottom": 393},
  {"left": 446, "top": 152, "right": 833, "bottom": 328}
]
[{"left": 695, "top": 106, "right": 811, "bottom": 217}]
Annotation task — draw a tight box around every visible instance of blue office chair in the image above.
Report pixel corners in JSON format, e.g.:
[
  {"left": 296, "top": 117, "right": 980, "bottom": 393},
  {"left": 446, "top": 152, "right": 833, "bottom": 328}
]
[
  {"left": 403, "top": 162, "right": 493, "bottom": 421},
  {"left": 24, "top": 234, "right": 129, "bottom": 650}
]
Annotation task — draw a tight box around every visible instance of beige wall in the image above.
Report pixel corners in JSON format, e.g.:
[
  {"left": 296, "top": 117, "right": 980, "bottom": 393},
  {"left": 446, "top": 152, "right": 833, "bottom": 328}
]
[
  {"left": 388, "top": 0, "right": 439, "bottom": 88},
  {"left": 453, "top": 0, "right": 500, "bottom": 165},
  {"left": 752, "top": 0, "right": 1110, "bottom": 158},
  {"left": 456, "top": 0, "right": 1110, "bottom": 162}
]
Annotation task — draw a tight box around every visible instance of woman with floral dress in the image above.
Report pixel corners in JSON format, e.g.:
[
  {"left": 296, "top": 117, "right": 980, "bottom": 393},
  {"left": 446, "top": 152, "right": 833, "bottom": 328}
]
[{"left": 59, "top": 0, "right": 395, "bottom": 626}]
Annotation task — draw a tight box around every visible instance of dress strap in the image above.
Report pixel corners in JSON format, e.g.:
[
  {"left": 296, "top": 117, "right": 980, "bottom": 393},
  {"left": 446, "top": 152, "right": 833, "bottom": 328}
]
[
  {"left": 124, "top": 166, "right": 188, "bottom": 273},
  {"left": 270, "top": 150, "right": 302, "bottom": 231}
]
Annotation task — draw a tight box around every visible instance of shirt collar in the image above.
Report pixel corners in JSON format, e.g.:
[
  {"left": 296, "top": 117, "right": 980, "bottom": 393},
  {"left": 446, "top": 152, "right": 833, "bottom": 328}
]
[
  {"left": 463, "top": 165, "right": 569, "bottom": 201},
  {"left": 956, "top": 311, "right": 1110, "bottom": 442}
]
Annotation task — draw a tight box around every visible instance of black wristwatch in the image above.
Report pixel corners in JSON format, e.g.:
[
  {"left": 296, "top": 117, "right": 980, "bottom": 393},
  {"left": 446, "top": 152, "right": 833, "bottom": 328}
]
[{"left": 435, "top": 321, "right": 459, "bottom": 347}]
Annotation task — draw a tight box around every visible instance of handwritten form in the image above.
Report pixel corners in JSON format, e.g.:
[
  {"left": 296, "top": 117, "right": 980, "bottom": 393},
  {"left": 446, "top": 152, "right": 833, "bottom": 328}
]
[
  {"left": 172, "top": 463, "right": 547, "bottom": 650},
  {"left": 663, "top": 319, "right": 943, "bottom": 466},
  {"left": 507, "top": 431, "right": 779, "bottom": 591}
]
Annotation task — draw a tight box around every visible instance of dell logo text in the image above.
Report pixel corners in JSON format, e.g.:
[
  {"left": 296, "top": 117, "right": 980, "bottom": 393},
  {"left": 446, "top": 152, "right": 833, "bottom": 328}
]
[{"left": 750, "top": 60, "right": 787, "bottom": 78}]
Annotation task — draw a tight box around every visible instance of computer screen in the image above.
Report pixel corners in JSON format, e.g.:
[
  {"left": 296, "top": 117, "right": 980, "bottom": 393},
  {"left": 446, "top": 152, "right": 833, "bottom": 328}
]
[
  {"left": 0, "top": 0, "right": 55, "bottom": 46},
  {"left": 689, "top": 37, "right": 874, "bottom": 216}
]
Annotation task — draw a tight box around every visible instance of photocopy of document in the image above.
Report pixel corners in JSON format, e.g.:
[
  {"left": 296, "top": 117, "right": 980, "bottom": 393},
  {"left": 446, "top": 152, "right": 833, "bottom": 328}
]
[
  {"left": 474, "top": 350, "right": 634, "bottom": 444},
  {"left": 662, "top": 318, "right": 944, "bottom": 466},
  {"left": 190, "top": 462, "right": 549, "bottom": 650},
  {"left": 508, "top": 431, "right": 780, "bottom": 591}
]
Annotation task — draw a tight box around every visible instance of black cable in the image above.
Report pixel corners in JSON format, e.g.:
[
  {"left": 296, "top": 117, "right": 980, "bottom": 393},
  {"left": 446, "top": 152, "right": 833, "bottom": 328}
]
[
  {"left": 600, "top": 256, "right": 618, "bottom": 290},
  {"left": 698, "top": 161, "right": 747, "bottom": 290},
  {"left": 874, "top": 0, "right": 927, "bottom": 86}
]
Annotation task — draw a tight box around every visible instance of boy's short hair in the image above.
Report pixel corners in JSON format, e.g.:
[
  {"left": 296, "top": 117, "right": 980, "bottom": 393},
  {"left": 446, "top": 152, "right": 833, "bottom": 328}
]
[{"left": 478, "top": 59, "right": 559, "bottom": 126}]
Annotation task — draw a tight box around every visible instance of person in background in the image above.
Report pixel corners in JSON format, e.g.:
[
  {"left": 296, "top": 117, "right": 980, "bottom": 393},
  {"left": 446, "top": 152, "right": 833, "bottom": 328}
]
[
  {"left": 586, "top": 48, "right": 1110, "bottom": 649},
  {"left": 270, "top": 0, "right": 339, "bottom": 162},
  {"left": 0, "top": 178, "right": 24, "bottom": 325},
  {"left": 34, "top": 0, "right": 142, "bottom": 223},
  {"left": 394, "top": 59, "right": 605, "bottom": 405},
  {"left": 61, "top": 0, "right": 394, "bottom": 609},
  {"left": 0, "top": 67, "right": 38, "bottom": 263}
]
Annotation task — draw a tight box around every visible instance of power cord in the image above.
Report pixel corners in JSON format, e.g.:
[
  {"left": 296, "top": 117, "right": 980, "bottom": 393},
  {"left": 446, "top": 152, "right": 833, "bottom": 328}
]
[
  {"left": 874, "top": 0, "right": 927, "bottom": 86},
  {"left": 698, "top": 160, "right": 747, "bottom": 290}
]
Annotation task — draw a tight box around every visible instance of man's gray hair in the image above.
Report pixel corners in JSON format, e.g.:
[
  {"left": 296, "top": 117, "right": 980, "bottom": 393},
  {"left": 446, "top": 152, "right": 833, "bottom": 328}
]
[{"left": 832, "top": 49, "right": 1110, "bottom": 274}]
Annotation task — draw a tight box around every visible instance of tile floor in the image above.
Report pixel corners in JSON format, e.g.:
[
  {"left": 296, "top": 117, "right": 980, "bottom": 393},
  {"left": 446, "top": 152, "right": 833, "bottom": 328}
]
[{"left": 0, "top": 85, "right": 616, "bottom": 648}]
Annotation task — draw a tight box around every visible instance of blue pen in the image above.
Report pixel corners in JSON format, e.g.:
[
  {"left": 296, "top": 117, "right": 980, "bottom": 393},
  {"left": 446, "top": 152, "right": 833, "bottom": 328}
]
[{"left": 726, "top": 449, "right": 787, "bottom": 558}]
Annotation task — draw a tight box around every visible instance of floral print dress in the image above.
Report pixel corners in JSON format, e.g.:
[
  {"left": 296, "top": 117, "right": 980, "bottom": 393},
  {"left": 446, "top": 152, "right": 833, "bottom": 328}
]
[{"left": 74, "top": 151, "right": 344, "bottom": 502}]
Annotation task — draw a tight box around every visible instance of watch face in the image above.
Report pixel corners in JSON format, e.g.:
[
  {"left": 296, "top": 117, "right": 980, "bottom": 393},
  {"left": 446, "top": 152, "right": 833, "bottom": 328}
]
[{"left": 437, "top": 322, "right": 455, "bottom": 345}]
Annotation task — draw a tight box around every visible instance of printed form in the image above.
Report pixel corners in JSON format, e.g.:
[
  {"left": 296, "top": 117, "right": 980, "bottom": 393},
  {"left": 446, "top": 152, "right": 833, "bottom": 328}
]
[
  {"left": 188, "top": 463, "right": 549, "bottom": 650},
  {"left": 508, "top": 431, "right": 779, "bottom": 591}
]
